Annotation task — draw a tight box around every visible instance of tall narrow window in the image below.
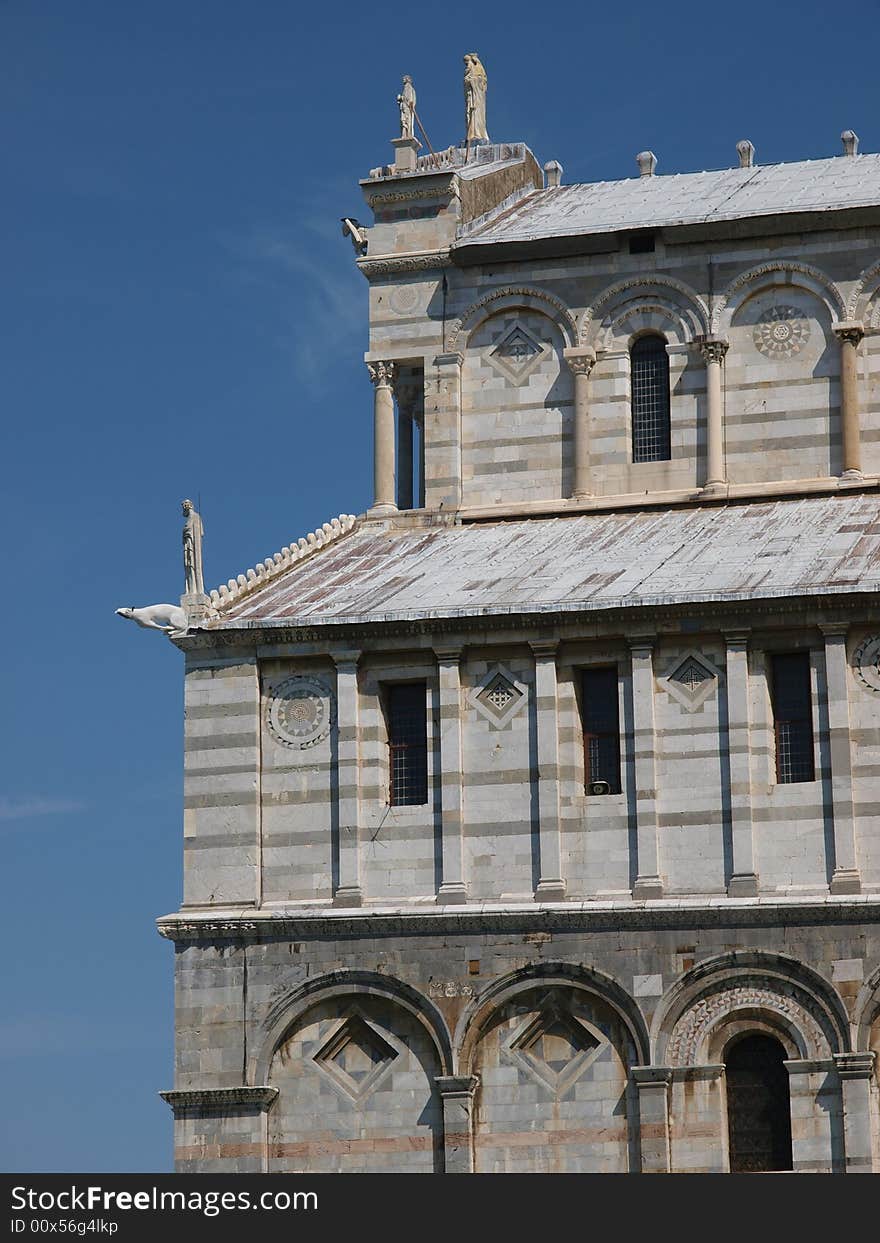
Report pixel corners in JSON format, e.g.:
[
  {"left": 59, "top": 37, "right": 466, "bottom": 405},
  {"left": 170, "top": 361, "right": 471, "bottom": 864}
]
[
  {"left": 386, "top": 682, "right": 428, "bottom": 806},
  {"left": 726, "top": 1034, "right": 793, "bottom": 1173},
  {"left": 631, "top": 334, "right": 671, "bottom": 462},
  {"left": 581, "top": 667, "right": 621, "bottom": 794},
  {"left": 770, "top": 652, "right": 815, "bottom": 783}
]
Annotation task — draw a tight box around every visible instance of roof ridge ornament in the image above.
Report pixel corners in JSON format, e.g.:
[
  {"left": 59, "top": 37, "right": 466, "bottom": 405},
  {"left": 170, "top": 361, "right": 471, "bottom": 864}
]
[
  {"left": 842, "top": 130, "right": 859, "bottom": 157},
  {"left": 736, "top": 139, "right": 755, "bottom": 169},
  {"left": 636, "top": 150, "right": 657, "bottom": 178},
  {"left": 209, "top": 513, "right": 359, "bottom": 613}
]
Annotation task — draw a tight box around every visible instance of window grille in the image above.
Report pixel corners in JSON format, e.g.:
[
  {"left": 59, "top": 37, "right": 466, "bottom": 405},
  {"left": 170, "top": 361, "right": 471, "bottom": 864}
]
[
  {"left": 386, "top": 682, "right": 428, "bottom": 806},
  {"left": 631, "top": 334, "right": 671, "bottom": 462},
  {"left": 581, "top": 667, "right": 621, "bottom": 793},
  {"left": 770, "top": 652, "right": 815, "bottom": 784}
]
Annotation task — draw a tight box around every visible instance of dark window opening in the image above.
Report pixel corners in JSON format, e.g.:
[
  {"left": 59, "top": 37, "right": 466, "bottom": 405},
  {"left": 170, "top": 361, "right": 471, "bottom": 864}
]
[
  {"left": 581, "top": 667, "right": 621, "bottom": 794},
  {"left": 770, "top": 652, "right": 815, "bottom": 784},
  {"left": 628, "top": 230, "right": 656, "bottom": 254},
  {"left": 386, "top": 682, "right": 428, "bottom": 806},
  {"left": 726, "top": 1034, "right": 793, "bottom": 1173},
  {"left": 630, "top": 334, "right": 671, "bottom": 462}
]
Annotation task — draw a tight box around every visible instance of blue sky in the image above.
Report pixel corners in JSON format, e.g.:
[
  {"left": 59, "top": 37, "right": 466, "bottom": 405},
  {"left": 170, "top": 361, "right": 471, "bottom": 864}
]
[{"left": 1, "top": 0, "right": 877, "bottom": 1172}]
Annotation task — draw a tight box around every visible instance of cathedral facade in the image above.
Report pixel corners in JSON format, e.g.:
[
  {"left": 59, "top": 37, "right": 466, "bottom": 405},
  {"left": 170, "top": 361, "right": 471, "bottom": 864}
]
[{"left": 157, "top": 107, "right": 880, "bottom": 1173}]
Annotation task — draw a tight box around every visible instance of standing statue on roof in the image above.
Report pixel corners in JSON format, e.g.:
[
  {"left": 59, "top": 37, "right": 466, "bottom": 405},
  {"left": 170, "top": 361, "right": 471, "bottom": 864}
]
[
  {"left": 464, "top": 53, "right": 489, "bottom": 144},
  {"left": 182, "top": 498, "right": 205, "bottom": 599},
  {"left": 397, "top": 75, "right": 416, "bottom": 140}
]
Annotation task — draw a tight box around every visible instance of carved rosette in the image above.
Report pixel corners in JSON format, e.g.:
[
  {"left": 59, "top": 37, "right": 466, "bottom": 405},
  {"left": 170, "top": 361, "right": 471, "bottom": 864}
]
[
  {"left": 266, "top": 675, "right": 335, "bottom": 749},
  {"left": 366, "top": 360, "right": 397, "bottom": 388},
  {"left": 753, "top": 306, "right": 810, "bottom": 359}
]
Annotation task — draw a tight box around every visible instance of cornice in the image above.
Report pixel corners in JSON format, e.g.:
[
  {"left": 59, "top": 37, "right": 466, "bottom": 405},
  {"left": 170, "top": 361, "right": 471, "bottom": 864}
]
[
  {"left": 160, "top": 1087, "right": 278, "bottom": 1113},
  {"left": 358, "top": 250, "right": 451, "bottom": 278},
  {"left": 156, "top": 896, "right": 880, "bottom": 943}
]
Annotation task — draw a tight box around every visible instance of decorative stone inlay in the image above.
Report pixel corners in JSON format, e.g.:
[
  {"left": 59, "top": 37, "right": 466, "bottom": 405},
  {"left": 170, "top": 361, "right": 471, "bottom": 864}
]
[
  {"left": 313, "top": 1010, "right": 399, "bottom": 1102},
  {"left": 471, "top": 664, "right": 527, "bottom": 730},
  {"left": 666, "top": 977, "right": 829, "bottom": 1066},
  {"left": 389, "top": 284, "right": 420, "bottom": 315},
  {"left": 753, "top": 305, "right": 811, "bottom": 358},
  {"left": 266, "top": 675, "right": 334, "bottom": 748},
  {"left": 506, "top": 997, "right": 604, "bottom": 1095},
  {"left": 663, "top": 650, "right": 721, "bottom": 712},
  {"left": 854, "top": 635, "right": 880, "bottom": 693},
  {"left": 486, "top": 321, "right": 549, "bottom": 385}
]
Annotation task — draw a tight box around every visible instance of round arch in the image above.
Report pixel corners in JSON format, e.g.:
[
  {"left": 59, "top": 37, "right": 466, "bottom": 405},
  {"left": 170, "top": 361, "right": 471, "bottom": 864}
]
[
  {"left": 580, "top": 275, "right": 709, "bottom": 348},
  {"left": 454, "top": 961, "right": 650, "bottom": 1073},
  {"left": 651, "top": 951, "right": 850, "bottom": 1066},
  {"left": 848, "top": 257, "right": 880, "bottom": 328},
  {"left": 712, "top": 261, "right": 846, "bottom": 334},
  {"left": 852, "top": 961, "right": 880, "bottom": 1052},
  {"left": 446, "top": 285, "right": 578, "bottom": 353},
  {"left": 252, "top": 969, "right": 453, "bottom": 1085}
]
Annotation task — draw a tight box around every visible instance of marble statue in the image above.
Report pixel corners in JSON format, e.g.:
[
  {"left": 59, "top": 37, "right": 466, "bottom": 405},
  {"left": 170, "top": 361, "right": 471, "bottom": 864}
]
[
  {"left": 397, "top": 75, "right": 416, "bottom": 141},
  {"left": 116, "top": 604, "right": 188, "bottom": 634},
  {"left": 464, "top": 53, "right": 489, "bottom": 144},
  {"left": 182, "top": 498, "right": 205, "bottom": 598}
]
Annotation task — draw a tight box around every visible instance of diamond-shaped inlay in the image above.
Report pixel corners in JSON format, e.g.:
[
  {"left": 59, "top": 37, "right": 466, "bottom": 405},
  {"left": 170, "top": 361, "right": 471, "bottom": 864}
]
[
  {"left": 471, "top": 665, "right": 527, "bottom": 730},
  {"left": 664, "top": 650, "right": 721, "bottom": 712},
  {"left": 508, "top": 1001, "right": 604, "bottom": 1095},
  {"left": 486, "top": 322, "right": 549, "bottom": 385},
  {"left": 313, "top": 1012, "right": 398, "bottom": 1101}
]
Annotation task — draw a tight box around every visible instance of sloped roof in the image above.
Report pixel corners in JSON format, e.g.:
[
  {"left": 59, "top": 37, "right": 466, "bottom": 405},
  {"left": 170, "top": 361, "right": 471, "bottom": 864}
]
[
  {"left": 455, "top": 154, "right": 880, "bottom": 249},
  {"left": 214, "top": 492, "right": 880, "bottom": 629}
]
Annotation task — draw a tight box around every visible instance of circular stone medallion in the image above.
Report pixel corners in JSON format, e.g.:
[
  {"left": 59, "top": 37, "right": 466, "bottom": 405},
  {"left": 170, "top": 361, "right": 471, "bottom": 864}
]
[
  {"left": 855, "top": 636, "right": 880, "bottom": 694},
  {"left": 753, "top": 305, "right": 811, "bottom": 358},
  {"left": 389, "top": 285, "right": 420, "bottom": 315},
  {"left": 266, "top": 676, "right": 334, "bottom": 748}
]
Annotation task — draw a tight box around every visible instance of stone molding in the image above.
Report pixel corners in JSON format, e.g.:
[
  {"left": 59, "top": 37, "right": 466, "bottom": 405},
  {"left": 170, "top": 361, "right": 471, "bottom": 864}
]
[
  {"left": 834, "top": 1051, "right": 876, "bottom": 1080},
  {"left": 847, "top": 257, "right": 880, "bottom": 322},
  {"left": 446, "top": 285, "right": 578, "bottom": 352},
  {"left": 207, "top": 514, "right": 358, "bottom": 615},
  {"left": 358, "top": 250, "right": 451, "bottom": 278},
  {"left": 160, "top": 1087, "right": 278, "bottom": 1114},
  {"left": 435, "top": 1074, "right": 480, "bottom": 1098},
  {"left": 711, "top": 259, "right": 846, "bottom": 333},
  {"left": 155, "top": 895, "right": 880, "bottom": 942}
]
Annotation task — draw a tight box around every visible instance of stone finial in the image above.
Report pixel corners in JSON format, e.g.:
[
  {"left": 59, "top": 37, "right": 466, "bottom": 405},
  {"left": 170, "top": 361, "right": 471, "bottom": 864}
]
[
  {"left": 636, "top": 151, "right": 657, "bottom": 178},
  {"left": 736, "top": 139, "right": 755, "bottom": 168},
  {"left": 543, "top": 160, "right": 563, "bottom": 189},
  {"left": 842, "top": 129, "right": 859, "bottom": 157}
]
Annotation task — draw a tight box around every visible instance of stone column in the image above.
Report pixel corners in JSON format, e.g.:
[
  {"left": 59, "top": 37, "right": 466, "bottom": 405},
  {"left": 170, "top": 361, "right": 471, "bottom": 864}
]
[
  {"left": 396, "top": 377, "right": 421, "bottom": 511},
  {"left": 563, "top": 347, "right": 596, "bottom": 500},
  {"left": 700, "top": 338, "right": 728, "bottom": 491},
  {"left": 832, "top": 321, "right": 865, "bottom": 480},
  {"left": 822, "top": 626, "right": 861, "bottom": 894},
  {"left": 633, "top": 1067, "right": 673, "bottom": 1172},
  {"left": 366, "top": 360, "right": 397, "bottom": 513},
  {"left": 426, "top": 352, "right": 463, "bottom": 510},
  {"left": 332, "top": 651, "right": 363, "bottom": 907},
  {"left": 531, "top": 641, "right": 566, "bottom": 900},
  {"left": 435, "top": 646, "right": 467, "bottom": 904},
  {"left": 629, "top": 639, "right": 663, "bottom": 899},
  {"left": 724, "top": 632, "right": 759, "bottom": 897},
  {"left": 436, "top": 1075, "right": 479, "bottom": 1173},
  {"left": 834, "top": 1052, "right": 876, "bottom": 1173}
]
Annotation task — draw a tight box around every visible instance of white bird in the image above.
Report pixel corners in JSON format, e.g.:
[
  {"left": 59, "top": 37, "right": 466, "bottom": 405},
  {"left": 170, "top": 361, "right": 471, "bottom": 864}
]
[{"left": 115, "top": 604, "right": 188, "bottom": 634}]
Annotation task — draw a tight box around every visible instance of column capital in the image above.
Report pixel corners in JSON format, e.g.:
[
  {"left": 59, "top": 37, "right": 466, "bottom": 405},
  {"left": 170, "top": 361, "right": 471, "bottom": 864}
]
[
  {"left": 698, "top": 336, "right": 729, "bottom": 364},
  {"left": 632, "top": 1066, "right": 673, "bottom": 1088},
  {"left": 723, "top": 629, "right": 751, "bottom": 648},
  {"left": 366, "top": 359, "right": 397, "bottom": 387},
  {"left": 628, "top": 635, "right": 655, "bottom": 654},
  {"left": 435, "top": 1074, "right": 480, "bottom": 1099},
  {"left": 529, "top": 639, "right": 559, "bottom": 659},
  {"left": 819, "top": 623, "right": 850, "bottom": 640},
  {"left": 563, "top": 346, "right": 596, "bottom": 376},
  {"left": 433, "top": 351, "right": 464, "bottom": 369},
  {"left": 434, "top": 645, "right": 464, "bottom": 664},
  {"left": 834, "top": 1051, "right": 876, "bottom": 1080},
  {"left": 832, "top": 320, "right": 865, "bottom": 345},
  {"left": 332, "top": 649, "right": 362, "bottom": 670},
  {"left": 160, "top": 1086, "right": 278, "bottom": 1115}
]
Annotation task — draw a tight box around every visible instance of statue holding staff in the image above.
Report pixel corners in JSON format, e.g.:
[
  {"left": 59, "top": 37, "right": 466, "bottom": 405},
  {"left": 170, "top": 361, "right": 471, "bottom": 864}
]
[
  {"left": 464, "top": 53, "right": 489, "bottom": 144},
  {"left": 182, "top": 498, "right": 205, "bottom": 598},
  {"left": 397, "top": 75, "right": 416, "bottom": 140}
]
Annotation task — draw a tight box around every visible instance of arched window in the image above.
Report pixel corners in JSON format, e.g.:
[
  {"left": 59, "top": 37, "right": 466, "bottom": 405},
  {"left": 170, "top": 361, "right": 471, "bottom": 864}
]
[
  {"left": 630, "top": 334, "right": 671, "bottom": 462},
  {"left": 726, "top": 1034, "right": 793, "bottom": 1172}
]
